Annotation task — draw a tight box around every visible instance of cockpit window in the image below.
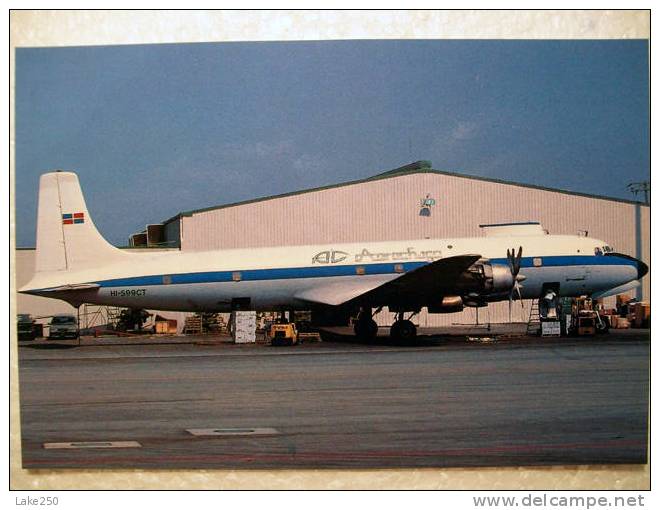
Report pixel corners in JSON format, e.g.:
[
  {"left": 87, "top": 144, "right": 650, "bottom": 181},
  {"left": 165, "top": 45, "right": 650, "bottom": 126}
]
[{"left": 595, "top": 245, "right": 614, "bottom": 255}]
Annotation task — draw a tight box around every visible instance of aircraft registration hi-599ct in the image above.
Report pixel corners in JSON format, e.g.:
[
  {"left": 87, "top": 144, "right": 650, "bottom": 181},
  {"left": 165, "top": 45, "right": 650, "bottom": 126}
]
[{"left": 20, "top": 171, "right": 648, "bottom": 340}]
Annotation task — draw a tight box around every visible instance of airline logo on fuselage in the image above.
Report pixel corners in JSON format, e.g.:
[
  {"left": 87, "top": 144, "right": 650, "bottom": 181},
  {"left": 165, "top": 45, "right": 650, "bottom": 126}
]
[
  {"left": 312, "top": 247, "right": 443, "bottom": 264},
  {"left": 312, "top": 250, "right": 349, "bottom": 264}
]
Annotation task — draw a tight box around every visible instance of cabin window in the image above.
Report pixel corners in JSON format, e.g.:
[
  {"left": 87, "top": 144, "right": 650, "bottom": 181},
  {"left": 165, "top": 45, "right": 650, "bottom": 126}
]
[
  {"left": 232, "top": 272, "right": 242, "bottom": 282},
  {"left": 356, "top": 266, "right": 366, "bottom": 275},
  {"left": 394, "top": 264, "right": 404, "bottom": 273},
  {"left": 162, "top": 275, "right": 172, "bottom": 285},
  {"left": 594, "top": 247, "right": 603, "bottom": 256},
  {"left": 533, "top": 257, "right": 543, "bottom": 267}
]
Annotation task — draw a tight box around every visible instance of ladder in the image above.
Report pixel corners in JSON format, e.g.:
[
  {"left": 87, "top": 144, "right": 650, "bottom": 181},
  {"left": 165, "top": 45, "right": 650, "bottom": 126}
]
[{"left": 526, "top": 299, "right": 541, "bottom": 336}]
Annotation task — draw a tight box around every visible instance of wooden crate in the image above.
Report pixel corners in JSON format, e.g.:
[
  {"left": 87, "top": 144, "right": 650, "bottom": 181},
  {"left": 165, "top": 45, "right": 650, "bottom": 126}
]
[
  {"left": 155, "top": 320, "right": 178, "bottom": 334},
  {"left": 183, "top": 316, "right": 203, "bottom": 335}
]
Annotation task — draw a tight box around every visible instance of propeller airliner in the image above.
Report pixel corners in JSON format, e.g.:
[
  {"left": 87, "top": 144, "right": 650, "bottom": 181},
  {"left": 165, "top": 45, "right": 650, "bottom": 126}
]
[{"left": 19, "top": 171, "right": 648, "bottom": 340}]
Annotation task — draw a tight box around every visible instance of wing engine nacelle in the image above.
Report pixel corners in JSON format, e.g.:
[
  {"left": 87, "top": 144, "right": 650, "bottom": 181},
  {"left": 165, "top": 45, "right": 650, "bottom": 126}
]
[
  {"left": 458, "top": 259, "right": 522, "bottom": 306},
  {"left": 426, "top": 259, "right": 522, "bottom": 313},
  {"left": 427, "top": 296, "right": 464, "bottom": 314},
  {"left": 488, "top": 263, "right": 516, "bottom": 292},
  {"left": 465, "top": 259, "right": 515, "bottom": 294}
]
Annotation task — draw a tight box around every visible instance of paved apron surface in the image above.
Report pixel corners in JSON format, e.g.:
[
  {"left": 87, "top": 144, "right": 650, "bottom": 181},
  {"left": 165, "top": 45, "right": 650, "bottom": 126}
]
[{"left": 18, "top": 331, "right": 649, "bottom": 469}]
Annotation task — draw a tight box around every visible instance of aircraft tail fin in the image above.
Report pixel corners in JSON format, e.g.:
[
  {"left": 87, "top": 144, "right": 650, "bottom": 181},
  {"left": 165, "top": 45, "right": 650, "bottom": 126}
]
[{"left": 34, "top": 171, "right": 129, "bottom": 274}]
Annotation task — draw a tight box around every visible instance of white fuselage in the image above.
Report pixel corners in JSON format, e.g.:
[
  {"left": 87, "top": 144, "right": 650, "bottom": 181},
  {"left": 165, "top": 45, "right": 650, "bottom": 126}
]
[{"left": 24, "top": 234, "right": 641, "bottom": 312}]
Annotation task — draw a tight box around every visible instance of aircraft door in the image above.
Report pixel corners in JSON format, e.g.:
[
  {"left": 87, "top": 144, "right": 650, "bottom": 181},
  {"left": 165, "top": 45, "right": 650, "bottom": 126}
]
[{"left": 539, "top": 282, "right": 560, "bottom": 320}]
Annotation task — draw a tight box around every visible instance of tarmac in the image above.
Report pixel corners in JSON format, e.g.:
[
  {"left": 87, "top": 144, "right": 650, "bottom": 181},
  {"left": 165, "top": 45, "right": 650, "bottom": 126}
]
[{"left": 17, "top": 328, "right": 649, "bottom": 469}]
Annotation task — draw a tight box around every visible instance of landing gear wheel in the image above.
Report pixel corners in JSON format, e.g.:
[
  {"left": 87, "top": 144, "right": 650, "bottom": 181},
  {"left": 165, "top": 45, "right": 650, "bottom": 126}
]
[
  {"left": 390, "top": 320, "right": 417, "bottom": 341},
  {"left": 596, "top": 316, "right": 610, "bottom": 334},
  {"left": 354, "top": 319, "right": 378, "bottom": 340}
]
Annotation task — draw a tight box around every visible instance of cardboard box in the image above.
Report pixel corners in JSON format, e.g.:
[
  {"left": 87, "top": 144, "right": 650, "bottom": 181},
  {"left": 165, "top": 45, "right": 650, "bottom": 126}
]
[
  {"left": 616, "top": 318, "right": 630, "bottom": 329},
  {"left": 156, "top": 319, "right": 178, "bottom": 334},
  {"left": 633, "top": 303, "right": 650, "bottom": 327}
]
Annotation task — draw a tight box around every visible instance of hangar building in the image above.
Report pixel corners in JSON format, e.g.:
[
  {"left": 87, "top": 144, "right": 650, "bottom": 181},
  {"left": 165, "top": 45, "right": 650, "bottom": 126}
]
[
  {"left": 17, "top": 161, "right": 649, "bottom": 328},
  {"left": 155, "top": 160, "right": 650, "bottom": 326}
]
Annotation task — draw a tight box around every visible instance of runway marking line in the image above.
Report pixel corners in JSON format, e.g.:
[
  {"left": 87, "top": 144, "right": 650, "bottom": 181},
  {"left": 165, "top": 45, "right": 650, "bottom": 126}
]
[
  {"left": 186, "top": 428, "right": 279, "bottom": 436},
  {"left": 43, "top": 441, "right": 142, "bottom": 449}
]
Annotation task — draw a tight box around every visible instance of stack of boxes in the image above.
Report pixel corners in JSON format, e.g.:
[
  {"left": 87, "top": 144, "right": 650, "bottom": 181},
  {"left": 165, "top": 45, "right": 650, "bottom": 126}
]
[
  {"left": 604, "top": 295, "right": 650, "bottom": 329},
  {"left": 632, "top": 302, "right": 651, "bottom": 328},
  {"left": 233, "top": 311, "right": 257, "bottom": 343}
]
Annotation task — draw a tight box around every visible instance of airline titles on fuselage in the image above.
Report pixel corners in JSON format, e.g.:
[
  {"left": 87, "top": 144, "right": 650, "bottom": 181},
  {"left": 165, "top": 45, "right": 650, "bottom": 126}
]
[{"left": 312, "top": 247, "right": 444, "bottom": 265}]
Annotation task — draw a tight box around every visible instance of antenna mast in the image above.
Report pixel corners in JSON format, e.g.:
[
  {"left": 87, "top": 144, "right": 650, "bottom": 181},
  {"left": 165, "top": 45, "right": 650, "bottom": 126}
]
[{"left": 627, "top": 182, "right": 650, "bottom": 205}]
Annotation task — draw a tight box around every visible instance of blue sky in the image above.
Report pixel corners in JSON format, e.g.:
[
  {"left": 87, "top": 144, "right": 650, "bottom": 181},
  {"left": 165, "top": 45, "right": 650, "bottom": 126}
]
[{"left": 15, "top": 40, "right": 649, "bottom": 247}]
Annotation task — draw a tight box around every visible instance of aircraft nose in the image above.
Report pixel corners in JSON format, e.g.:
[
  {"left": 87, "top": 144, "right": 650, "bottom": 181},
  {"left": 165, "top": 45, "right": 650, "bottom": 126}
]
[
  {"left": 636, "top": 258, "right": 649, "bottom": 280},
  {"left": 608, "top": 253, "right": 648, "bottom": 281}
]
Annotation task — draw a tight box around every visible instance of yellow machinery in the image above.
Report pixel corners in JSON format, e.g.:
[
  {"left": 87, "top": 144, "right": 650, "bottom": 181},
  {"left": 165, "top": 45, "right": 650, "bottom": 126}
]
[
  {"left": 569, "top": 297, "right": 609, "bottom": 336},
  {"left": 269, "top": 322, "right": 299, "bottom": 346}
]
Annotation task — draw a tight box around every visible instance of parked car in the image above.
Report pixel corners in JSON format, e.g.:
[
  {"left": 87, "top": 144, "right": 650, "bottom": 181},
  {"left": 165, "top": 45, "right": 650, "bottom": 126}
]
[
  {"left": 48, "top": 314, "right": 79, "bottom": 340},
  {"left": 17, "top": 314, "right": 36, "bottom": 341}
]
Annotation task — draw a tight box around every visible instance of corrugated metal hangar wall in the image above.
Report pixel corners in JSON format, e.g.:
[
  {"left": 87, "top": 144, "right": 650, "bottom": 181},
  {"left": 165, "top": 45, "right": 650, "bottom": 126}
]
[{"left": 160, "top": 162, "right": 649, "bottom": 326}]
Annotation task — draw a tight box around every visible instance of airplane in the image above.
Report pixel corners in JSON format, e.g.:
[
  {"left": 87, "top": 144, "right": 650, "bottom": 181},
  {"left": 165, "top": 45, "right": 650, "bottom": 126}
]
[{"left": 19, "top": 171, "right": 648, "bottom": 340}]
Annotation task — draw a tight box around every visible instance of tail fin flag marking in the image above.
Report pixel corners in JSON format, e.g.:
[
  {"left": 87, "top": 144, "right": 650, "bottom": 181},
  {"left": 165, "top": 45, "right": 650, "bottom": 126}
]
[{"left": 62, "top": 212, "right": 85, "bottom": 225}]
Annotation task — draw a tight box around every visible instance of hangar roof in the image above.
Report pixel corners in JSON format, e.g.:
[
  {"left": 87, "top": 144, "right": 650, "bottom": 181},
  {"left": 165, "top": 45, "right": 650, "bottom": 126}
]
[{"left": 162, "top": 160, "right": 648, "bottom": 225}]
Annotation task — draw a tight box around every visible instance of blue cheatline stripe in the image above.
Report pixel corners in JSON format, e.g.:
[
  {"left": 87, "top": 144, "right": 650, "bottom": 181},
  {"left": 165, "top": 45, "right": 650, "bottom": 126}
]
[
  {"left": 97, "top": 261, "right": 427, "bottom": 288},
  {"left": 93, "top": 255, "right": 637, "bottom": 289},
  {"left": 490, "top": 255, "right": 637, "bottom": 268}
]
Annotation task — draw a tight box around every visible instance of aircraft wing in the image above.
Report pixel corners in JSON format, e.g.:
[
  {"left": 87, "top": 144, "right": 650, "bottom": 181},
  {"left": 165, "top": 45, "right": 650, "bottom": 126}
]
[
  {"left": 295, "top": 254, "right": 482, "bottom": 307},
  {"left": 294, "top": 276, "right": 401, "bottom": 306}
]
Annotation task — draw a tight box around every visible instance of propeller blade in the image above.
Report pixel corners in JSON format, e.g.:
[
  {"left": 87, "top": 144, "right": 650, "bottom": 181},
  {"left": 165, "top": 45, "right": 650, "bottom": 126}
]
[
  {"left": 514, "top": 281, "right": 523, "bottom": 301},
  {"left": 515, "top": 246, "right": 523, "bottom": 274}
]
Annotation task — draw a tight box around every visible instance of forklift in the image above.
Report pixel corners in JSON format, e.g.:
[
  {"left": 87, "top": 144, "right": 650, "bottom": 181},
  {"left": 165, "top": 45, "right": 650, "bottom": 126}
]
[
  {"left": 567, "top": 297, "right": 610, "bottom": 336},
  {"left": 268, "top": 311, "right": 299, "bottom": 346}
]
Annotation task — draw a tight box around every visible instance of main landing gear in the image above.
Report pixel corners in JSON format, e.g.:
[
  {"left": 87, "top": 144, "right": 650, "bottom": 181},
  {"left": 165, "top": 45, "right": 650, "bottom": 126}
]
[
  {"left": 390, "top": 311, "right": 417, "bottom": 341},
  {"left": 353, "top": 308, "right": 418, "bottom": 341}
]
